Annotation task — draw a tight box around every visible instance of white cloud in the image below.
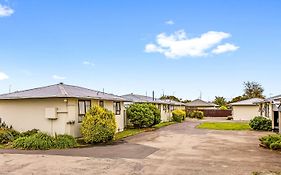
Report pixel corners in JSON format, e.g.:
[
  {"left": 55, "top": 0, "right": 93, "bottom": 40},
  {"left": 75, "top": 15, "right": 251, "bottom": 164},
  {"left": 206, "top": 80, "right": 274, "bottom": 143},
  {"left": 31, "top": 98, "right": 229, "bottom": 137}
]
[
  {"left": 145, "top": 30, "right": 238, "bottom": 58},
  {"left": 83, "top": 61, "right": 95, "bottom": 66},
  {"left": 52, "top": 75, "right": 66, "bottom": 80},
  {"left": 0, "top": 4, "right": 14, "bottom": 17},
  {"left": 212, "top": 43, "right": 239, "bottom": 54},
  {"left": 165, "top": 20, "right": 174, "bottom": 25},
  {"left": 0, "top": 72, "right": 9, "bottom": 80}
]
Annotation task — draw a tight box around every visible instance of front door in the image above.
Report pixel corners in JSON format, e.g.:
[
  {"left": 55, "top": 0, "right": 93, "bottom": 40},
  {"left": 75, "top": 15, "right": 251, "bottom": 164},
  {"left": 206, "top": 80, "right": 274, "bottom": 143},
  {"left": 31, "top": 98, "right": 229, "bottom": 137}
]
[{"left": 273, "top": 111, "right": 279, "bottom": 131}]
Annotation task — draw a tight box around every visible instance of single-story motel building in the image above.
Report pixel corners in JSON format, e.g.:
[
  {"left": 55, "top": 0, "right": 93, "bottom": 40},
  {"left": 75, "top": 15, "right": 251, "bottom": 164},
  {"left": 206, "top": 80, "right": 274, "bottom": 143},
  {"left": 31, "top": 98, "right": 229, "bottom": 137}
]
[
  {"left": 0, "top": 83, "right": 127, "bottom": 137},
  {"left": 121, "top": 93, "right": 186, "bottom": 122}
]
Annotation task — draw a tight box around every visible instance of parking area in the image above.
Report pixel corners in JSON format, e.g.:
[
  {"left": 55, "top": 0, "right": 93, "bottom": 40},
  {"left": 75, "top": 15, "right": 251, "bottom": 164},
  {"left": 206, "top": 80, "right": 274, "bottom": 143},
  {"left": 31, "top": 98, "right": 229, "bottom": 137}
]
[{"left": 0, "top": 119, "right": 281, "bottom": 175}]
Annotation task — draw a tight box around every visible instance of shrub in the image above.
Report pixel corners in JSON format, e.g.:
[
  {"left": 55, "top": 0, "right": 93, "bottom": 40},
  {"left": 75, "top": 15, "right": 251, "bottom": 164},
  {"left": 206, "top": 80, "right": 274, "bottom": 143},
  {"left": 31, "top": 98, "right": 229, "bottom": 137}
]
[
  {"left": 54, "top": 134, "right": 77, "bottom": 149},
  {"left": 172, "top": 109, "right": 186, "bottom": 123},
  {"left": 0, "top": 128, "right": 20, "bottom": 144},
  {"left": 13, "top": 132, "right": 55, "bottom": 150},
  {"left": 20, "top": 129, "right": 39, "bottom": 137},
  {"left": 226, "top": 116, "right": 233, "bottom": 120},
  {"left": 13, "top": 132, "right": 77, "bottom": 150},
  {"left": 259, "top": 134, "right": 281, "bottom": 150},
  {"left": 126, "top": 103, "right": 155, "bottom": 128},
  {"left": 249, "top": 116, "right": 272, "bottom": 131},
  {"left": 187, "top": 110, "right": 204, "bottom": 119},
  {"left": 220, "top": 106, "right": 228, "bottom": 110},
  {"left": 148, "top": 104, "right": 161, "bottom": 125},
  {"left": 81, "top": 105, "right": 117, "bottom": 143}
]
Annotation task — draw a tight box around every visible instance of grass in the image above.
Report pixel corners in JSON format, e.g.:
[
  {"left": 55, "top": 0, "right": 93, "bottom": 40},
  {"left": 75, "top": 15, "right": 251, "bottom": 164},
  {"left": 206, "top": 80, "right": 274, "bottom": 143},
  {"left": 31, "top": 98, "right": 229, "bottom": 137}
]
[
  {"left": 114, "top": 121, "right": 177, "bottom": 140},
  {"left": 197, "top": 122, "right": 250, "bottom": 130},
  {"left": 152, "top": 121, "right": 176, "bottom": 129}
]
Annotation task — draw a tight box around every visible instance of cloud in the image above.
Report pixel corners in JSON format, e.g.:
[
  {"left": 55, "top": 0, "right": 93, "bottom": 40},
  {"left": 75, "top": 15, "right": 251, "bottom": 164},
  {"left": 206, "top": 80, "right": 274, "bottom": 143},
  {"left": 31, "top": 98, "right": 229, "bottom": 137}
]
[
  {"left": 165, "top": 20, "right": 174, "bottom": 25},
  {"left": 52, "top": 75, "right": 66, "bottom": 80},
  {"left": 0, "top": 72, "right": 9, "bottom": 80},
  {"left": 145, "top": 30, "right": 238, "bottom": 58},
  {"left": 0, "top": 4, "right": 14, "bottom": 17},
  {"left": 83, "top": 61, "right": 95, "bottom": 66},
  {"left": 212, "top": 43, "right": 239, "bottom": 54}
]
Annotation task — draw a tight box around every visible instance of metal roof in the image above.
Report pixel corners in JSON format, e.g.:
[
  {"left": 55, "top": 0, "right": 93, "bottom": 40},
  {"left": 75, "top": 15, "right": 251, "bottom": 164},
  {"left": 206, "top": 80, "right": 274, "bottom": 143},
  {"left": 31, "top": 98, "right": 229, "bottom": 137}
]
[
  {"left": 186, "top": 99, "right": 218, "bottom": 107},
  {"left": 0, "top": 83, "right": 126, "bottom": 101},
  {"left": 263, "top": 94, "right": 281, "bottom": 102},
  {"left": 230, "top": 98, "right": 264, "bottom": 106},
  {"left": 122, "top": 93, "right": 173, "bottom": 105}
]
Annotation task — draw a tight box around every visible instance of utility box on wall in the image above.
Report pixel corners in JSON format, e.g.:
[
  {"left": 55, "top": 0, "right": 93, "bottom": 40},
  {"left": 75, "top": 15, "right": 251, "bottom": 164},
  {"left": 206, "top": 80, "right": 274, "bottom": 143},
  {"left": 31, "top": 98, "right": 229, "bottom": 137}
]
[{"left": 45, "top": 108, "right": 58, "bottom": 119}]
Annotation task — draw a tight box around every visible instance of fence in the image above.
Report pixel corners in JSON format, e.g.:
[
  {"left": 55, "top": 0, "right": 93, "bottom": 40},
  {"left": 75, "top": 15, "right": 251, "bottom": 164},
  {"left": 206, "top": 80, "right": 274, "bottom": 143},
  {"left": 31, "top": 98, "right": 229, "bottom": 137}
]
[{"left": 187, "top": 109, "right": 232, "bottom": 117}]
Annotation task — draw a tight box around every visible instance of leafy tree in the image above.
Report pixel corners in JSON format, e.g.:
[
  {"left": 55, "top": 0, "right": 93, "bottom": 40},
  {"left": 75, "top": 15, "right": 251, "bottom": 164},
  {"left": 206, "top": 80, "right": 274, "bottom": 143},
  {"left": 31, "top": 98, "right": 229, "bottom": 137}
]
[
  {"left": 243, "top": 81, "right": 265, "bottom": 99},
  {"left": 213, "top": 96, "right": 227, "bottom": 107},
  {"left": 229, "top": 95, "right": 247, "bottom": 103},
  {"left": 160, "top": 95, "right": 181, "bottom": 102},
  {"left": 182, "top": 99, "right": 191, "bottom": 103}
]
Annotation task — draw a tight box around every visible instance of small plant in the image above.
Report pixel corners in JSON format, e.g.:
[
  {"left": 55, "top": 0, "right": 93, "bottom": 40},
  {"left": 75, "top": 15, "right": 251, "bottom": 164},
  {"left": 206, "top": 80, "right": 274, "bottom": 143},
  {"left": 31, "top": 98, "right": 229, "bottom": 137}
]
[
  {"left": 0, "top": 128, "right": 20, "bottom": 144},
  {"left": 13, "top": 132, "right": 55, "bottom": 150},
  {"left": 220, "top": 106, "right": 228, "bottom": 110},
  {"left": 54, "top": 134, "right": 78, "bottom": 149},
  {"left": 259, "top": 134, "right": 281, "bottom": 150},
  {"left": 81, "top": 105, "right": 117, "bottom": 143},
  {"left": 249, "top": 116, "right": 272, "bottom": 131},
  {"left": 20, "top": 129, "right": 39, "bottom": 137},
  {"left": 172, "top": 109, "right": 186, "bottom": 123},
  {"left": 187, "top": 110, "right": 204, "bottom": 119},
  {"left": 13, "top": 132, "right": 77, "bottom": 150}
]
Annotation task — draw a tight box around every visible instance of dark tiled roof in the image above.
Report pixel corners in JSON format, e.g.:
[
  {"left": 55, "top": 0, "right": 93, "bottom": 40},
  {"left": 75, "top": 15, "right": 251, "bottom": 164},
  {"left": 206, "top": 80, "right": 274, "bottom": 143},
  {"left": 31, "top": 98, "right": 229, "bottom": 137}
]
[{"left": 0, "top": 83, "right": 126, "bottom": 101}]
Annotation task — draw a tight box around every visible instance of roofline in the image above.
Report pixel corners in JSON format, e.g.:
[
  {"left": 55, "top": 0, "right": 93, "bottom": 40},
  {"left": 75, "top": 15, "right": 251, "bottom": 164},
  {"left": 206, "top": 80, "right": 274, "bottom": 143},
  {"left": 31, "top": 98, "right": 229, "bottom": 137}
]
[{"left": 0, "top": 96, "right": 129, "bottom": 101}]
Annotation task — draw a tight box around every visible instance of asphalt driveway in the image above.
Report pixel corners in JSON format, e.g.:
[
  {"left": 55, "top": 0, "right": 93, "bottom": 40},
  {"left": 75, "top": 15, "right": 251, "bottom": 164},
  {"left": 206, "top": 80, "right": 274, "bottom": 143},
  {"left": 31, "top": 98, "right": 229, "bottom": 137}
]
[{"left": 0, "top": 119, "right": 281, "bottom": 175}]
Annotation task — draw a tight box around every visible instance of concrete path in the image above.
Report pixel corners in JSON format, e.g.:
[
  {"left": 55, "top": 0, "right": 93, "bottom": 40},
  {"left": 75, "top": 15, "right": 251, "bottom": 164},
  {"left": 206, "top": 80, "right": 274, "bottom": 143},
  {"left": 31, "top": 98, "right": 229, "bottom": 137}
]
[{"left": 0, "top": 119, "right": 281, "bottom": 175}]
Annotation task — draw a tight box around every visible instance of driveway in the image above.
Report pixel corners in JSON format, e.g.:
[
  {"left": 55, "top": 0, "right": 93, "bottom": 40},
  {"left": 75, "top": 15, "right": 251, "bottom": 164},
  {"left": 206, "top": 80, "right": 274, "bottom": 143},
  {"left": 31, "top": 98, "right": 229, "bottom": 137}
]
[{"left": 0, "top": 119, "right": 281, "bottom": 175}]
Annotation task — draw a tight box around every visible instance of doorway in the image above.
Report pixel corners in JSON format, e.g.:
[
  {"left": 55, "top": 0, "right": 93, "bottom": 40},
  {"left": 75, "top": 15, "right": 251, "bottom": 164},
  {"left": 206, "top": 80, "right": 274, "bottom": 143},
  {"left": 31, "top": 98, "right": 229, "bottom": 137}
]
[{"left": 273, "top": 111, "right": 279, "bottom": 132}]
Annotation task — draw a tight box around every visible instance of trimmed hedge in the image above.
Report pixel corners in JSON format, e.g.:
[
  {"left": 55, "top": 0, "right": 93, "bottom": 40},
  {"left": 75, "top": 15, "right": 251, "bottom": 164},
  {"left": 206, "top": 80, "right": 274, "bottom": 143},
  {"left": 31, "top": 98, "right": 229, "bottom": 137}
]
[
  {"left": 13, "top": 132, "right": 77, "bottom": 150},
  {"left": 259, "top": 134, "right": 281, "bottom": 150},
  {"left": 187, "top": 110, "right": 204, "bottom": 119},
  {"left": 81, "top": 105, "right": 117, "bottom": 143},
  {"left": 127, "top": 103, "right": 160, "bottom": 128},
  {"left": 172, "top": 109, "right": 186, "bottom": 122},
  {"left": 249, "top": 116, "right": 272, "bottom": 131}
]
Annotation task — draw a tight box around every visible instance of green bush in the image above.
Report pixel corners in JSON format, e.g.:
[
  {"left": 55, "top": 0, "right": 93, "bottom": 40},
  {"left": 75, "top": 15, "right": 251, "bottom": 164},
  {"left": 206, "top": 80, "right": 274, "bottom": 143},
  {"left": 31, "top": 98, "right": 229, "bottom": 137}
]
[
  {"left": 187, "top": 110, "right": 204, "bottom": 119},
  {"left": 172, "top": 109, "right": 186, "bottom": 122},
  {"left": 13, "top": 132, "right": 55, "bottom": 150},
  {"left": 220, "top": 106, "right": 228, "bottom": 110},
  {"left": 0, "top": 128, "right": 20, "bottom": 144},
  {"left": 54, "top": 134, "right": 77, "bottom": 149},
  {"left": 126, "top": 103, "right": 155, "bottom": 128},
  {"left": 13, "top": 132, "right": 77, "bottom": 150},
  {"left": 148, "top": 104, "right": 161, "bottom": 125},
  {"left": 249, "top": 116, "right": 272, "bottom": 131},
  {"left": 20, "top": 129, "right": 39, "bottom": 137},
  {"left": 81, "top": 105, "right": 117, "bottom": 143},
  {"left": 259, "top": 134, "right": 281, "bottom": 150}
]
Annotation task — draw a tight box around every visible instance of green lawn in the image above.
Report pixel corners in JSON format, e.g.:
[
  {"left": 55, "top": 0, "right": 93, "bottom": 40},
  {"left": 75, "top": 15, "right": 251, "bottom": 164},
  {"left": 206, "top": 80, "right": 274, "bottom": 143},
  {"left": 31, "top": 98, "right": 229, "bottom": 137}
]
[
  {"left": 152, "top": 121, "right": 176, "bottom": 129},
  {"left": 197, "top": 122, "right": 250, "bottom": 130},
  {"left": 114, "top": 122, "right": 176, "bottom": 140}
]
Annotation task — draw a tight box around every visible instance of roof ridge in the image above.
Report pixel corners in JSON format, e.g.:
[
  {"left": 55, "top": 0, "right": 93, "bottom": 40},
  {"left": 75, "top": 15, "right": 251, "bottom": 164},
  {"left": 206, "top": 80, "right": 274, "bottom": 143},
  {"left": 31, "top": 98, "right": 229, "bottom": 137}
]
[{"left": 0, "top": 83, "right": 59, "bottom": 96}]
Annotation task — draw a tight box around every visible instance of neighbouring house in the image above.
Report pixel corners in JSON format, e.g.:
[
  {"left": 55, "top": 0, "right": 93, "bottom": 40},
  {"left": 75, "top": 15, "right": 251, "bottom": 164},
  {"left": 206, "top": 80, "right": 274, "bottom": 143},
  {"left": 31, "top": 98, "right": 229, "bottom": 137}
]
[
  {"left": 258, "top": 95, "right": 281, "bottom": 132},
  {"left": 230, "top": 98, "right": 264, "bottom": 121},
  {"left": 122, "top": 93, "right": 175, "bottom": 122},
  {"left": 186, "top": 99, "right": 218, "bottom": 110},
  {"left": 162, "top": 99, "right": 186, "bottom": 111},
  {"left": 0, "top": 83, "right": 128, "bottom": 137}
]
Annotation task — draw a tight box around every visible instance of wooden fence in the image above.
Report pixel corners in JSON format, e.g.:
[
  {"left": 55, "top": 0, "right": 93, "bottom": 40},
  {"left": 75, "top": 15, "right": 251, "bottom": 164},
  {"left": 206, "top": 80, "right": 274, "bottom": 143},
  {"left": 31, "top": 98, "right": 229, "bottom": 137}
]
[{"left": 187, "top": 109, "right": 232, "bottom": 117}]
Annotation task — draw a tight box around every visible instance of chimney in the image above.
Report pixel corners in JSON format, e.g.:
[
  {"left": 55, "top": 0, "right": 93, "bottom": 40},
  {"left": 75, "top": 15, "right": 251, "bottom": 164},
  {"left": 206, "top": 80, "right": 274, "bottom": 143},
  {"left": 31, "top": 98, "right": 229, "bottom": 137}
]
[{"left": 152, "top": 91, "right": 155, "bottom": 101}]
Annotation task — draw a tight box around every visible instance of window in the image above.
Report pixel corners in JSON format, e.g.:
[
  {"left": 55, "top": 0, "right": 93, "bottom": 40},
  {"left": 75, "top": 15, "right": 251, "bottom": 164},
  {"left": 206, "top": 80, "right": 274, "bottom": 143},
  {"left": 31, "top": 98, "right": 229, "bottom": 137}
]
[
  {"left": 78, "top": 100, "right": 91, "bottom": 123},
  {"left": 113, "top": 102, "right": 121, "bottom": 115},
  {"left": 163, "top": 104, "right": 167, "bottom": 112},
  {"left": 99, "top": 100, "right": 104, "bottom": 108}
]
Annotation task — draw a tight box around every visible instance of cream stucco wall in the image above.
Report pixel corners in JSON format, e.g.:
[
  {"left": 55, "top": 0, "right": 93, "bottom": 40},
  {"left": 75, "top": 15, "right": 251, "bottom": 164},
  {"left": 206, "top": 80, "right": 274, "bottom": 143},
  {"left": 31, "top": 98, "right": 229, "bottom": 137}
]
[
  {"left": 0, "top": 98, "right": 69, "bottom": 136},
  {"left": 0, "top": 98, "right": 125, "bottom": 137},
  {"left": 232, "top": 105, "right": 260, "bottom": 121}
]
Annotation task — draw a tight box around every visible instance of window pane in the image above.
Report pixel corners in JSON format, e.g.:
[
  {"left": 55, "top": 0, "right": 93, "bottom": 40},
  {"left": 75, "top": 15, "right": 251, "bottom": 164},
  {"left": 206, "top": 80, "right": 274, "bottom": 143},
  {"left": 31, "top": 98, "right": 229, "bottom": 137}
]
[
  {"left": 79, "top": 101, "right": 85, "bottom": 115},
  {"left": 99, "top": 101, "right": 104, "bottom": 107},
  {"left": 85, "top": 101, "right": 91, "bottom": 112}
]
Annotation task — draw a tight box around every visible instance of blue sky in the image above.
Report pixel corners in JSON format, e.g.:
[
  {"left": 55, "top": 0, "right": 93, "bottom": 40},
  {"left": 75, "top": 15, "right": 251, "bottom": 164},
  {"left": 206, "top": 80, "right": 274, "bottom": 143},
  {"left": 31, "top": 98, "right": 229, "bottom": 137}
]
[{"left": 0, "top": 0, "right": 280, "bottom": 101}]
